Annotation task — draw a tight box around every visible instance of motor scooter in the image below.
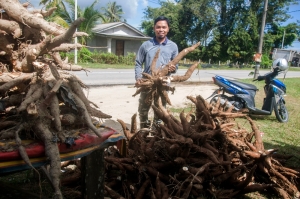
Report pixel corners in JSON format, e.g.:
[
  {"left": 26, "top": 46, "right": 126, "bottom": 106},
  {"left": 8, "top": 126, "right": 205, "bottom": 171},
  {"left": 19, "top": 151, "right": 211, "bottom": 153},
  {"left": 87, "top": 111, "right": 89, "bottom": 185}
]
[{"left": 207, "top": 68, "right": 288, "bottom": 122}]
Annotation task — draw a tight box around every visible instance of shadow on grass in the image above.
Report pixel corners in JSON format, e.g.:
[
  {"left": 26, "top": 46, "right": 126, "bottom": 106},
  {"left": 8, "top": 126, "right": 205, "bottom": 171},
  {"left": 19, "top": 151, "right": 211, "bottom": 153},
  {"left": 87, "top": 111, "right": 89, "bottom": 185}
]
[{"left": 264, "top": 140, "right": 300, "bottom": 168}]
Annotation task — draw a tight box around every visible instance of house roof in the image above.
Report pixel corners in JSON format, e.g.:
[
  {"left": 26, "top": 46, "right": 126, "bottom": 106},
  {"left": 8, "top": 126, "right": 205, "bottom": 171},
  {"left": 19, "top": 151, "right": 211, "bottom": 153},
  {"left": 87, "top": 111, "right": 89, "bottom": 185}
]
[{"left": 92, "top": 22, "right": 151, "bottom": 41}]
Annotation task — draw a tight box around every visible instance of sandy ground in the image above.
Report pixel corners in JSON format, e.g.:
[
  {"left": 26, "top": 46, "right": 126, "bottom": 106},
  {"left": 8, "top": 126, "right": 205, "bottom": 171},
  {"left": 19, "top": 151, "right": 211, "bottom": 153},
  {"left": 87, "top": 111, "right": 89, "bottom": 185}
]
[{"left": 83, "top": 82, "right": 217, "bottom": 134}]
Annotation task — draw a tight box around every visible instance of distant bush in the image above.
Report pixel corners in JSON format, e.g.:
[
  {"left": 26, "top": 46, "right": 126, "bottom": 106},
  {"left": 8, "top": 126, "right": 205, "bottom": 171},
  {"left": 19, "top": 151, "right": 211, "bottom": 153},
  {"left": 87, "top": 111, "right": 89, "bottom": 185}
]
[
  {"left": 92, "top": 52, "right": 119, "bottom": 64},
  {"left": 185, "top": 48, "right": 201, "bottom": 62},
  {"left": 61, "top": 49, "right": 136, "bottom": 65},
  {"left": 79, "top": 47, "right": 93, "bottom": 63},
  {"left": 261, "top": 54, "right": 272, "bottom": 69}
]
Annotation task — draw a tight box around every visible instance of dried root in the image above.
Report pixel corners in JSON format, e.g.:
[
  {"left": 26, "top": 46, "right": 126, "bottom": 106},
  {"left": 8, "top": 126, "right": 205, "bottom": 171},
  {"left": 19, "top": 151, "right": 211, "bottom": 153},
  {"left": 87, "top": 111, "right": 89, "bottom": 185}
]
[
  {"left": 0, "top": 2, "right": 112, "bottom": 199},
  {"left": 103, "top": 94, "right": 300, "bottom": 199}
]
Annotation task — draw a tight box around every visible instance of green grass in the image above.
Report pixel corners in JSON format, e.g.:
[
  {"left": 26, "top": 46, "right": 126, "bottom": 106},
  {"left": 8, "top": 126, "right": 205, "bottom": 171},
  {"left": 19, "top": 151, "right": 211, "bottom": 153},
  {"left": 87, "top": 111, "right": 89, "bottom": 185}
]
[{"left": 79, "top": 63, "right": 134, "bottom": 69}]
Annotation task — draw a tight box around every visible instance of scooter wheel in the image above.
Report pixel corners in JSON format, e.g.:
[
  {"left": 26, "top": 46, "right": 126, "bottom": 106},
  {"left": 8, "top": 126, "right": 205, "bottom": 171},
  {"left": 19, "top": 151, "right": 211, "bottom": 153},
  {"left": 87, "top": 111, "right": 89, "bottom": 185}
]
[
  {"left": 210, "top": 94, "right": 230, "bottom": 110},
  {"left": 274, "top": 99, "right": 288, "bottom": 123}
]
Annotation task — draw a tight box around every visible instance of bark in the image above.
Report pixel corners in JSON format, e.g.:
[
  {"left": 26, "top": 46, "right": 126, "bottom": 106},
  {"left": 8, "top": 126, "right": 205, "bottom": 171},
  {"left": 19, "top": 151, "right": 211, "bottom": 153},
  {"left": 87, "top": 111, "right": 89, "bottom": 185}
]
[
  {"left": 0, "top": 72, "right": 33, "bottom": 94},
  {"left": 0, "top": 0, "right": 64, "bottom": 36},
  {"left": 29, "top": 7, "right": 57, "bottom": 18},
  {"left": 0, "top": 19, "right": 22, "bottom": 38},
  {"left": 51, "top": 43, "right": 84, "bottom": 52}
]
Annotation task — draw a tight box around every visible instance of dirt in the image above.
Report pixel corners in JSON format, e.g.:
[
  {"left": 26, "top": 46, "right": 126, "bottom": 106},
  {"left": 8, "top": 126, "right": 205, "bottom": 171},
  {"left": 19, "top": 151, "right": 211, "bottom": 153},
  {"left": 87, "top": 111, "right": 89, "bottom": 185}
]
[{"left": 83, "top": 82, "right": 217, "bottom": 134}]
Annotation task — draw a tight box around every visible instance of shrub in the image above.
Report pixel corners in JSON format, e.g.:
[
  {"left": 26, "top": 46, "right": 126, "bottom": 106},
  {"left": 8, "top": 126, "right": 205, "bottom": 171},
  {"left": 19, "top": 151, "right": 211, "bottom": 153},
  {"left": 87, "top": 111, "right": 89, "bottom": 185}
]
[
  {"left": 79, "top": 47, "right": 93, "bottom": 63},
  {"left": 91, "top": 52, "right": 135, "bottom": 65},
  {"left": 185, "top": 48, "right": 202, "bottom": 62},
  {"left": 261, "top": 54, "right": 272, "bottom": 69},
  {"left": 61, "top": 49, "right": 136, "bottom": 65}
]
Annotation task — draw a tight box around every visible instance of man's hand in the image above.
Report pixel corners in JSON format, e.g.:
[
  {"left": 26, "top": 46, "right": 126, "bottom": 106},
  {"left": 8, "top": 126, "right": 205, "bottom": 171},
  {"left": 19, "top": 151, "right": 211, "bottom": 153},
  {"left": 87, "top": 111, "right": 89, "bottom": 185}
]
[
  {"left": 168, "top": 64, "right": 176, "bottom": 72},
  {"left": 135, "top": 79, "right": 142, "bottom": 86}
]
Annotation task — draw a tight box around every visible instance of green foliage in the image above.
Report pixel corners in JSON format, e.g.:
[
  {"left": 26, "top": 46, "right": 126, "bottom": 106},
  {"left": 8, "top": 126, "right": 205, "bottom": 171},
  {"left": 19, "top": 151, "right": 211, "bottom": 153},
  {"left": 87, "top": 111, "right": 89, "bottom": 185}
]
[
  {"left": 226, "top": 28, "right": 255, "bottom": 63},
  {"left": 79, "top": 47, "right": 93, "bottom": 63},
  {"left": 266, "top": 23, "right": 300, "bottom": 49},
  {"left": 101, "top": 1, "right": 124, "bottom": 22},
  {"left": 92, "top": 52, "right": 119, "bottom": 64},
  {"left": 185, "top": 48, "right": 202, "bottom": 61},
  {"left": 42, "top": 0, "right": 123, "bottom": 45},
  {"left": 91, "top": 52, "right": 135, "bottom": 65},
  {"left": 61, "top": 48, "right": 135, "bottom": 65},
  {"left": 260, "top": 54, "right": 272, "bottom": 68}
]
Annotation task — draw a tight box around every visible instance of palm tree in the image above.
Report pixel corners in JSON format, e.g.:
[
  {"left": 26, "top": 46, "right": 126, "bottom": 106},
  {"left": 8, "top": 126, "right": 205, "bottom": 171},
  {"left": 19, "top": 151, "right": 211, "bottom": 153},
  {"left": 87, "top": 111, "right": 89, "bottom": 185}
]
[
  {"left": 40, "top": 0, "right": 73, "bottom": 28},
  {"left": 39, "top": 0, "right": 63, "bottom": 7},
  {"left": 77, "top": 0, "right": 107, "bottom": 44},
  {"left": 102, "top": 1, "right": 124, "bottom": 22},
  {"left": 41, "top": 0, "right": 106, "bottom": 44}
]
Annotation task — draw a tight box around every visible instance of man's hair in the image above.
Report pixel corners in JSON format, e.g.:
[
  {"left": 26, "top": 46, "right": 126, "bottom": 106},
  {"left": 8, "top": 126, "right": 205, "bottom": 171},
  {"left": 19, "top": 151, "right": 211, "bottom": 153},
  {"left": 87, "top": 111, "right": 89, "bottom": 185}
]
[{"left": 154, "top": 16, "right": 170, "bottom": 27}]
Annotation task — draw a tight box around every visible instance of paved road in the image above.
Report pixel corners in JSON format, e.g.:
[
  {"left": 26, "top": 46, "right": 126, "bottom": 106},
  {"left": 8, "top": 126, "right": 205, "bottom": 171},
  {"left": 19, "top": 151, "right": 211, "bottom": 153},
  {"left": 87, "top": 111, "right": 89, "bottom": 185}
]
[{"left": 70, "top": 68, "right": 300, "bottom": 86}]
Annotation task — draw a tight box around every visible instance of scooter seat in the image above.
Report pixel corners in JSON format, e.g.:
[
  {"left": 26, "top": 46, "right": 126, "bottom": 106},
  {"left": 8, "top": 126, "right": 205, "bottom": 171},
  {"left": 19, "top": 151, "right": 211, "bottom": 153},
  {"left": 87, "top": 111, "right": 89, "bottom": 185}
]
[{"left": 230, "top": 80, "right": 258, "bottom": 91}]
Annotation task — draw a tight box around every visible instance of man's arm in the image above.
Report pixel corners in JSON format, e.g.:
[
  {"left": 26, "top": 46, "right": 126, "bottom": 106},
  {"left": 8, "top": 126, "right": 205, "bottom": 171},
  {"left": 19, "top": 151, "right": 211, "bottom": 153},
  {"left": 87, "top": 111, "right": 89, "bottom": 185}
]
[
  {"left": 169, "top": 44, "right": 179, "bottom": 74},
  {"left": 134, "top": 45, "right": 146, "bottom": 81}
]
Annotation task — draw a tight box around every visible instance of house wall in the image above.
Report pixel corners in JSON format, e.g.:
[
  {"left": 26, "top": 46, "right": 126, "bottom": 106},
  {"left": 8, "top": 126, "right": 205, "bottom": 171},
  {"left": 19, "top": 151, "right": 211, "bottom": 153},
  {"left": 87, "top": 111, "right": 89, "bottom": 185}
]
[
  {"left": 124, "top": 40, "right": 144, "bottom": 55},
  {"left": 87, "top": 36, "right": 146, "bottom": 55},
  {"left": 272, "top": 48, "right": 297, "bottom": 61},
  {"left": 87, "top": 36, "right": 107, "bottom": 53}
]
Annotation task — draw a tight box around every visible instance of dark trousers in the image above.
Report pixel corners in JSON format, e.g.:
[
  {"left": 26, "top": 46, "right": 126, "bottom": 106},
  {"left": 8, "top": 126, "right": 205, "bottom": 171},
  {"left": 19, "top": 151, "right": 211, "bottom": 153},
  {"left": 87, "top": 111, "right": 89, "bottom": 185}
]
[{"left": 138, "top": 91, "right": 166, "bottom": 129}]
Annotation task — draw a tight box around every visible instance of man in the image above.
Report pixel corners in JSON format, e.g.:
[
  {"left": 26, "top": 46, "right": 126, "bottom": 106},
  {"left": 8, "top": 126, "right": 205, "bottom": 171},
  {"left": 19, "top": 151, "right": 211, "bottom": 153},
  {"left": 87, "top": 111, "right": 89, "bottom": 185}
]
[{"left": 135, "top": 16, "right": 179, "bottom": 129}]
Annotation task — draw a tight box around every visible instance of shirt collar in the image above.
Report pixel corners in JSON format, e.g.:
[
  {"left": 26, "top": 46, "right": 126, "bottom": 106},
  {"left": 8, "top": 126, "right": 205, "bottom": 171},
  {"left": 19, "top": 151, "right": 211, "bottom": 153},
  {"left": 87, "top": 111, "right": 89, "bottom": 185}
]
[{"left": 152, "top": 37, "right": 168, "bottom": 45}]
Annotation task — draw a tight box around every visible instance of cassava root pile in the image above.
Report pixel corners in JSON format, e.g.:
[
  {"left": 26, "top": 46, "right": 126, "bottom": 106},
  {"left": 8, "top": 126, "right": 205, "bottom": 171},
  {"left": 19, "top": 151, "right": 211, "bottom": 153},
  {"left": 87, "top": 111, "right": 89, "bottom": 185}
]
[
  {"left": 106, "top": 95, "right": 300, "bottom": 199},
  {"left": 0, "top": 1, "right": 111, "bottom": 198}
]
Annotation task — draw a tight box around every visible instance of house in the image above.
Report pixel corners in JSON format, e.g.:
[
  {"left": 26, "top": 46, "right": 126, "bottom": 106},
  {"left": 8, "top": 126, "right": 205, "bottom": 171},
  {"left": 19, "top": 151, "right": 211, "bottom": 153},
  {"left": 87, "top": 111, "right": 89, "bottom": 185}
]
[
  {"left": 272, "top": 48, "right": 297, "bottom": 62},
  {"left": 292, "top": 52, "right": 300, "bottom": 67},
  {"left": 87, "top": 22, "right": 151, "bottom": 56}
]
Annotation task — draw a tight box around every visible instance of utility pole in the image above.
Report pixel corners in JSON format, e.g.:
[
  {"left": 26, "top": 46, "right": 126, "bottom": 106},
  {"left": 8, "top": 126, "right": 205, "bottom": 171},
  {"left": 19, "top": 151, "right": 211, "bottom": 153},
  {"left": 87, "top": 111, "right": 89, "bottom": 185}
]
[
  {"left": 281, "top": 30, "right": 286, "bottom": 49},
  {"left": 253, "top": 0, "right": 268, "bottom": 79},
  {"left": 74, "top": 0, "right": 78, "bottom": 64}
]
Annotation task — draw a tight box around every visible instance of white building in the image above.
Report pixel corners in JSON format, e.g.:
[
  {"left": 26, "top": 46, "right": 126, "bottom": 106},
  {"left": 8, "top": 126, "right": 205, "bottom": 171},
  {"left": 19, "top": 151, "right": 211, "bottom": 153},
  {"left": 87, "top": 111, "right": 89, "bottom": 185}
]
[{"left": 87, "top": 22, "right": 151, "bottom": 56}]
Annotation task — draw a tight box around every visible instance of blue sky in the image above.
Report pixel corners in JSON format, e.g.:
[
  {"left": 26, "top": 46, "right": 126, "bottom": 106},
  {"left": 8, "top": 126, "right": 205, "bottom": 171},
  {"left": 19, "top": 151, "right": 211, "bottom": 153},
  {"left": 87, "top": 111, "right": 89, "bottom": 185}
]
[
  {"left": 284, "top": 2, "right": 300, "bottom": 50},
  {"left": 22, "top": 0, "right": 300, "bottom": 50}
]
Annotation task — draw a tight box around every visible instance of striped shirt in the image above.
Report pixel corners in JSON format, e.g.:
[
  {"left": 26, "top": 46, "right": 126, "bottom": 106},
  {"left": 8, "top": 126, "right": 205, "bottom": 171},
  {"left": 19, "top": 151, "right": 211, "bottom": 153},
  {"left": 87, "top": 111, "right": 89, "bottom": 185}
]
[{"left": 135, "top": 37, "right": 179, "bottom": 80}]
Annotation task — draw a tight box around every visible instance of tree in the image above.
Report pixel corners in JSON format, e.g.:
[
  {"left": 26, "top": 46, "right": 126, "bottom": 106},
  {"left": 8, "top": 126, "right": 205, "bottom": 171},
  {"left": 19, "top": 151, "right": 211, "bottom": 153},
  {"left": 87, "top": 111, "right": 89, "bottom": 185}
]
[
  {"left": 141, "top": 1, "right": 187, "bottom": 50},
  {"left": 39, "top": 0, "right": 63, "bottom": 6},
  {"left": 101, "top": 1, "right": 124, "bottom": 22},
  {"left": 41, "top": 0, "right": 106, "bottom": 45},
  {"left": 140, "top": 0, "right": 299, "bottom": 63},
  {"left": 266, "top": 22, "right": 300, "bottom": 49}
]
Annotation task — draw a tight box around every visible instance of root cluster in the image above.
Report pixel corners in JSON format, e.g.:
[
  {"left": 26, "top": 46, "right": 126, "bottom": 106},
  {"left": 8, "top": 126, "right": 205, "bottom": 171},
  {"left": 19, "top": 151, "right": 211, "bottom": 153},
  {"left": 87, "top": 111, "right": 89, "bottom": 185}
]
[
  {"left": 105, "top": 95, "right": 300, "bottom": 199},
  {"left": 133, "top": 42, "right": 201, "bottom": 106},
  {"left": 0, "top": 1, "right": 111, "bottom": 198}
]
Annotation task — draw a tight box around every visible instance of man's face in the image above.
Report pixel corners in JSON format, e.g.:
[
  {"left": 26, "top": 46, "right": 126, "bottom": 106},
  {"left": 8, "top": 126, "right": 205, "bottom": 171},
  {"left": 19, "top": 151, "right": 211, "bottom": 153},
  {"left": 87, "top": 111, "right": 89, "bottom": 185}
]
[{"left": 153, "top": 20, "right": 169, "bottom": 40}]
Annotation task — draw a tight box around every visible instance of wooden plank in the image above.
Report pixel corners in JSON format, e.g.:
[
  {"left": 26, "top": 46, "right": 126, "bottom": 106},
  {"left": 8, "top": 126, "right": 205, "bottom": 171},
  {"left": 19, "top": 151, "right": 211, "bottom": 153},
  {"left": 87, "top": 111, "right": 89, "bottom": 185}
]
[
  {"left": 81, "top": 148, "right": 105, "bottom": 199},
  {"left": 116, "top": 40, "right": 124, "bottom": 56}
]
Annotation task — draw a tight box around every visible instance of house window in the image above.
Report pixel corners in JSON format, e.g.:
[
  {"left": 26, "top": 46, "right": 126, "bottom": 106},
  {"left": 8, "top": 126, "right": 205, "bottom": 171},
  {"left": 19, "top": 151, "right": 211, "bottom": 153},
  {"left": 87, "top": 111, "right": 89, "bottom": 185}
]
[{"left": 116, "top": 40, "right": 124, "bottom": 56}]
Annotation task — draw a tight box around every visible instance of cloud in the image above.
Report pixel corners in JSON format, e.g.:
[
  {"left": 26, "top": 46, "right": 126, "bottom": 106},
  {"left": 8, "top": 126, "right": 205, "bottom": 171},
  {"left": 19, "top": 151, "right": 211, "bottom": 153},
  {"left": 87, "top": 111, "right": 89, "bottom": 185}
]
[{"left": 21, "top": 0, "right": 148, "bottom": 20}]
